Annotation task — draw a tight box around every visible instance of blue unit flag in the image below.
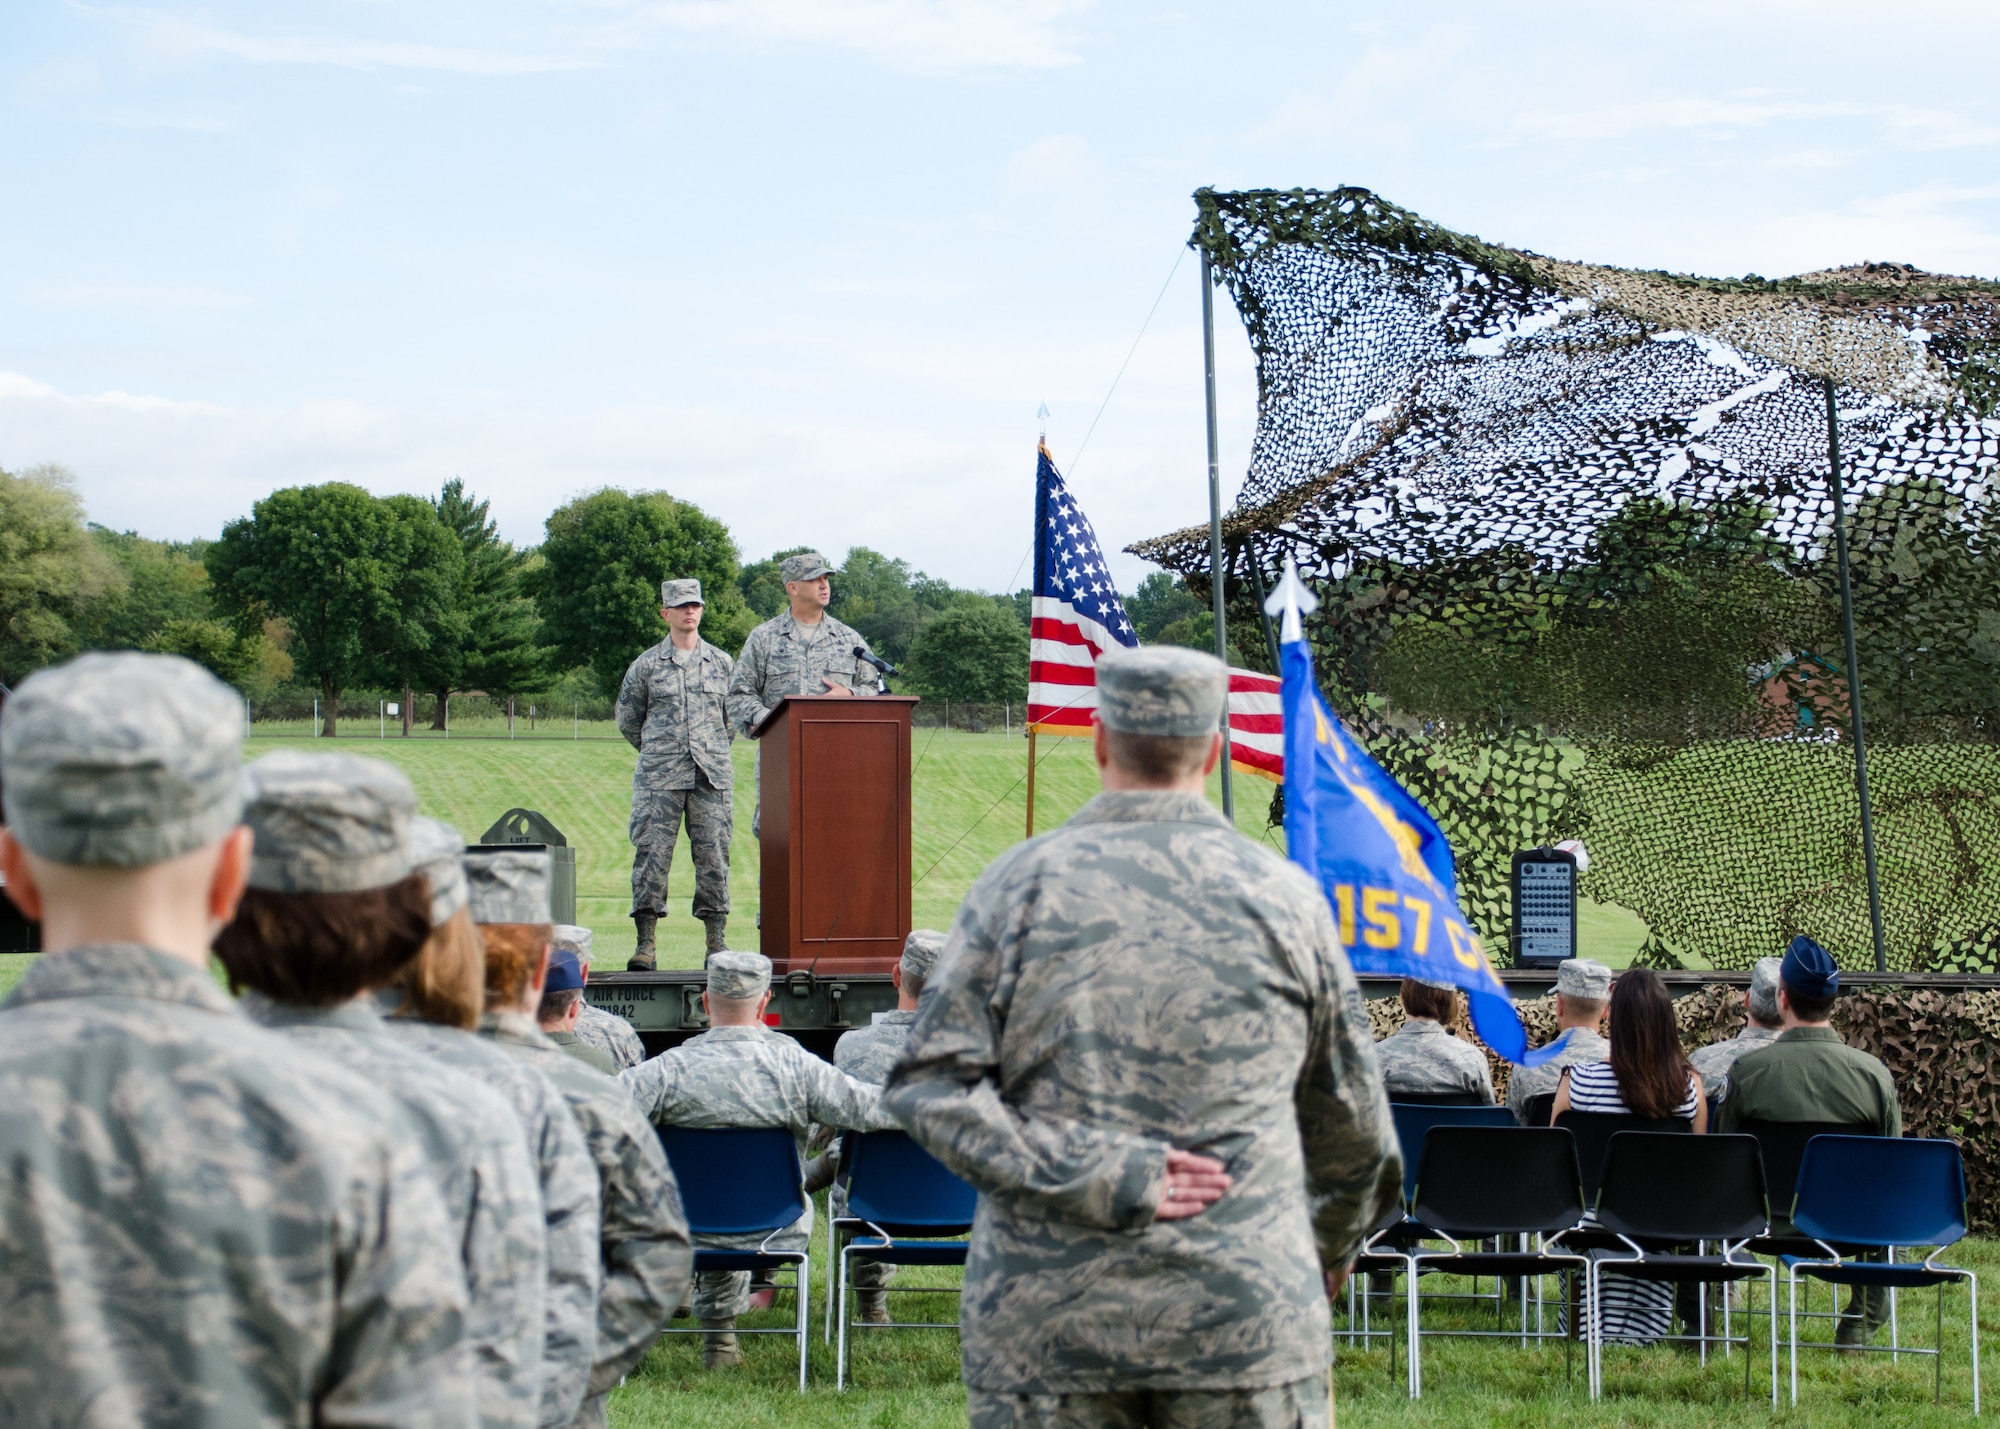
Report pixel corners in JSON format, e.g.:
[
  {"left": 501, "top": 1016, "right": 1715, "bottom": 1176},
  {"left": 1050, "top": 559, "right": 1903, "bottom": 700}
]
[{"left": 1266, "top": 562, "right": 1566, "bottom": 1067}]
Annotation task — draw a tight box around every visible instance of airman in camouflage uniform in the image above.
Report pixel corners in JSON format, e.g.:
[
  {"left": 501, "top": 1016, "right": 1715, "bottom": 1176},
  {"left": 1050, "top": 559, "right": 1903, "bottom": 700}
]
[
  {"left": 1374, "top": 979, "right": 1496, "bottom": 1104},
  {"left": 554, "top": 925, "right": 646, "bottom": 1070},
  {"left": 0, "top": 652, "right": 475, "bottom": 1426},
  {"left": 883, "top": 646, "right": 1400, "bottom": 1428},
  {"left": 386, "top": 816, "right": 603, "bottom": 1429},
  {"left": 618, "top": 578, "right": 735, "bottom": 969},
  {"left": 1505, "top": 959, "right": 1612, "bottom": 1123},
  {"left": 622, "top": 951, "right": 897, "bottom": 1365},
  {"left": 1690, "top": 955, "right": 1784, "bottom": 1101},
  {"left": 230, "top": 750, "right": 551, "bottom": 1429},
  {"left": 471, "top": 852, "right": 693, "bottom": 1428},
  {"left": 829, "top": 928, "right": 947, "bottom": 1320},
  {"left": 725, "top": 552, "right": 883, "bottom": 839}
]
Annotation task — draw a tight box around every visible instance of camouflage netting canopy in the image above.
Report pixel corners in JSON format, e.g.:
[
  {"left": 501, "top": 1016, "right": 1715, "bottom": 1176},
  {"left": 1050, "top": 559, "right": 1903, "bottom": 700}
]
[{"left": 1137, "top": 187, "right": 2000, "bottom": 971}]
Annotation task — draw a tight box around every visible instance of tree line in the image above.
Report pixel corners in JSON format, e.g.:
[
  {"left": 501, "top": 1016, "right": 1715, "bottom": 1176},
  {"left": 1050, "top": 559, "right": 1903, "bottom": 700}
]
[{"left": 5, "top": 467, "right": 1191, "bottom": 733}]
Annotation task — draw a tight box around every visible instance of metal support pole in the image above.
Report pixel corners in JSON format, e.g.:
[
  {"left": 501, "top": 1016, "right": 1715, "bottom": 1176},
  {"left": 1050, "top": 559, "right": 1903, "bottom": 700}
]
[
  {"left": 1825, "top": 376, "right": 1888, "bottom": 972},
  {"left": 1202, "top": 249, "right": 1234, "bottom": 822}
]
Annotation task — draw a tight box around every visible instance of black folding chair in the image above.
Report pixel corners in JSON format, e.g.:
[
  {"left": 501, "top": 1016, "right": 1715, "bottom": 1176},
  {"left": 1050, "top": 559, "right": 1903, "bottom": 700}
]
[
  {"left": 1555, "top": 1110, "right": 1691, "bottom": 1202},
  {"left": 1587, "top": 1132, "right": 1778, "bottom": 1405},
  {"left": 1385, "top": 1089, "right": 1493, "bottom": 1107},
  {"left": 1396, "top": 1126, "right": 1590, "bottom": 1400}
]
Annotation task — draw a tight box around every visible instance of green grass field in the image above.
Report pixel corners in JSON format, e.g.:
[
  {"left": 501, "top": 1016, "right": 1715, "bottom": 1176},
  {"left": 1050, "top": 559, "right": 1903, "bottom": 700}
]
[
  {"left": 611, "top": 1226, "right": 1993, "bottom": 1426},
  {"left": 0, "top": 726, "right": 1646, "bottom": 999}
]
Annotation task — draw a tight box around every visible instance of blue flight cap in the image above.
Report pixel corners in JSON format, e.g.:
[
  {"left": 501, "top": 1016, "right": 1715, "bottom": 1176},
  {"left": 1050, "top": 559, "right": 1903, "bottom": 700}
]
[
  {"left": 545, "top": 946, "right": 588, "bottom": 993},
  {"left": 1781, "top": 935, "right": 1839, "bottom": 999}
]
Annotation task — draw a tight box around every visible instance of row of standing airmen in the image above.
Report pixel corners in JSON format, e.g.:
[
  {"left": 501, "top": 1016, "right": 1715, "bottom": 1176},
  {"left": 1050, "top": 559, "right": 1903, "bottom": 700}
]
[{"left": 0, "top": 639, "right": 1412, "bottom": 1429}]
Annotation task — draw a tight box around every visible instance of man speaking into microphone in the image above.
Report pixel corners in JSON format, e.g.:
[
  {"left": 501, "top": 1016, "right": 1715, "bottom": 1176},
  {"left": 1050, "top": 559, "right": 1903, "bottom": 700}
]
[{"left": 726, "top": 552, "right": 884, "bottom": 836}]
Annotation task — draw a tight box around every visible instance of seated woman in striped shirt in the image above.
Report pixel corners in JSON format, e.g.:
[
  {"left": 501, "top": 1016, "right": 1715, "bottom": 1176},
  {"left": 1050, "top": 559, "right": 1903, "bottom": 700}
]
[{"left": 1553, "top": 968, "right": 1707, "bottom": 1344}]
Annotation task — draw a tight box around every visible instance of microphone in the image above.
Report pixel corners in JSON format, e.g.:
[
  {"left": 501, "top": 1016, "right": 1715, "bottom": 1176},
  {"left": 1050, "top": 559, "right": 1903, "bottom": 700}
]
[{"left": 855, "top": 647, "right": 899, "bottom": 677}]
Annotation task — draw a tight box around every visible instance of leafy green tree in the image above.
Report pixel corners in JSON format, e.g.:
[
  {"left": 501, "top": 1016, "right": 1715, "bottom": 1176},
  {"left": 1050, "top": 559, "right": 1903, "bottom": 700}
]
[
  {"left": 907, "top": 598, "right": 1028, "bottom": 704},
  {"left": 0, "top": 465, "right": 123, "bottom": 683},
  {"left": 530, "top": 488, "right": 750, "bottom": 696},
  {"left": 416, "top": 479, "right": 549, "bottom": 731},
  {"left": 1126, "top": 570, "right": 1207, "bottom": 643},
  {"left": 144, "top": 618, "right": 261, "bottom": 689},
  {"left": 738, "top": 547, "right": 812, "bottom": 619},
  {"left": 206, "top": 484, "right": 463, "bottom": 736},
  {"left": 73, "top": 529, "right": 211, "bottom": 649}
]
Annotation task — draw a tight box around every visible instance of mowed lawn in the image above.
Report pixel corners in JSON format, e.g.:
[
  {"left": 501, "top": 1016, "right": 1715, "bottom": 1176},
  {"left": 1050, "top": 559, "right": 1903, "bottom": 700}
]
[
  {"left": 0, "top": 722, "right": 1645, "bottom": 996},
  {"left": 617, "top": 1237, "right": 1995, "bottom": 1427}
]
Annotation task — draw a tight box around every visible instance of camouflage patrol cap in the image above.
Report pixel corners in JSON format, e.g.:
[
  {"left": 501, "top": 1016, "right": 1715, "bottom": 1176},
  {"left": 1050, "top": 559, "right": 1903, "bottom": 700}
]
[
  {"left": 552, "top": 924, "right": 592, "bottom": 960},
  {"left": 1555, "top": 958, "right": 1613, "bottom": 1001},
  {"left": 406, "top": 815, "right": 468, "bottom": 927},
  {"left": 243, "top": 750, "right": 416, "bottom": 893},
  {"left": 780, "top": 552, "right": 835, "bottom": 583},
  {"left": 466, "top": 848, "right": 551, "bottom": 924},
  {"left": 1747, "top": 955, "right": 1784, "bottom": 1023},
  {"left": 708, "top": 950, "right": 772, "bottom": 1000},
  {"left": 661, "top": 579, "right": 703, "bottom": 608},
  {"left": 900, "top": 929, "right": 947, "bottom": 982},
  {"left": 0, "top": 652, "right": 247, "bottom": 868},
  {"left": 1094, "top": 644, "right": 1227, "bottom": 737}
]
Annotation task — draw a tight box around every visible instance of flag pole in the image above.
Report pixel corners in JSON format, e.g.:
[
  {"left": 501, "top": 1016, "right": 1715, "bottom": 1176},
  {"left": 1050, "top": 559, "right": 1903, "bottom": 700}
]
[
  {"left": 1028, "top": 416, "right": 1051, "bottom": 839},
  {"left": 1824, "top": 376, "right": 1888, "bottom": 972},
  {"left": 1202, "top": 250, "right": 1234, "bottom": 821}
]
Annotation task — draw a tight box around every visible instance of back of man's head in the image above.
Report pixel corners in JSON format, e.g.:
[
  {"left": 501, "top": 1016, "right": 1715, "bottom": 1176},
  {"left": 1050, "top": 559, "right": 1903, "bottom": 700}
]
[
  {"left": 1095, "top": 645, "right": 1226, "bottom": 786},
  {"left": 1746, "top": 955, "right": 1784, "bottom": 1027},
  {"left": 0, "top": 654, "right": 247, "bottom": 952},
  {"left": 2, "top": 652, "right": 244, "bottom": 873}
]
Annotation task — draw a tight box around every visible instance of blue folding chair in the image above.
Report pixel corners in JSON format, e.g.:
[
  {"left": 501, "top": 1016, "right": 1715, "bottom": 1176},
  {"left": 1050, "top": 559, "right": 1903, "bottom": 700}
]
[
  {"left": 1784, "top": 1135, "right": 1980, "bottom": 1413},
  {"left": 655, "top": 1126, "right": 813, "bottom": 1389},
  {"left": 831, "top": 1130, "right": 977, "bottom": 1390}
]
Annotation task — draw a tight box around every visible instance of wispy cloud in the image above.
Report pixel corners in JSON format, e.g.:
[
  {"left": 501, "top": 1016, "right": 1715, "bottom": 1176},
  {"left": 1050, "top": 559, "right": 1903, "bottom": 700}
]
[
  {"left": 114, "top": 9, "right": 596, "bottom": 76},
  {"left": 31, "top": 283, "right": 250, "bottom": 310},
  {"left": 642, "top": 0, "right": 1091, "bottom": 73},
  {"left": 1511, "top": 96, "right": 2000, "bottom": 151}
]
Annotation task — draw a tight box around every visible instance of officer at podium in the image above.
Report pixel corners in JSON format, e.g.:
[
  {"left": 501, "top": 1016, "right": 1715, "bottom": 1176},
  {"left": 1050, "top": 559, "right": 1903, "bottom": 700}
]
[
  {"left": 725, "top": 551, "right": 883, "bottom": 837},
  {"left": 617, "top": 578, "right": 736, "bottom": 970}
]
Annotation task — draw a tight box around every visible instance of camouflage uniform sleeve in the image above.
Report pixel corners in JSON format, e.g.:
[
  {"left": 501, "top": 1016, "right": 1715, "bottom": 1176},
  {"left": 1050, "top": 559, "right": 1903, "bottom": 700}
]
[
  {"left": 537, "top": 1100, "right": 602, "bottom": 1427},
  {"left": 615, "top": 652, "right": 650, "bottom": 751},
  {"left": 882, "top": 873, "right": 1171, "bottom": 1233},
  {"left": 725, "top": 627, "right": 770, "bottom": 736},
  {"left": 1295, "top": 901, "right": 1402, "bottom": 1271},
  {"left": 799, "top": 1051, "right": 898, "bottom": 1132},
  {"left": 616, "top": 1052, "right": 676, "bottom": 1120},
  {"left": 586, "top": 1099, "right": 694, "bottom": 1394},
  {"left": 322, "top": 1124, "right": 480, "bottom": 1427}
]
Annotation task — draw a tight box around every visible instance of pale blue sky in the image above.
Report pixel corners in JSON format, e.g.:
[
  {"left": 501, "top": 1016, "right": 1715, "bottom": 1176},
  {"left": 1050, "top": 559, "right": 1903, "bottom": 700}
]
[{"left": 6, "top": 1, "right": 1999, "bottom": 592}]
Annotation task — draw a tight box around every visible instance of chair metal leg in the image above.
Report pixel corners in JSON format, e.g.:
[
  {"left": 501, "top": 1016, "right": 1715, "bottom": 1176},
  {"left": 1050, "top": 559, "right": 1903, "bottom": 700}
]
[
  {"left": 1890, "top": 1244, "right": 1900, "bottom": 1365},
  {"left": 788, "top": 1248, "right": 804, "bottom": 1384},
  {"left": 1767, "top": 1265, "right": 1779, "bottom": 1409},
  {"left": 823, "top": 1223, "right": 836, "bottom": 1343},
  {"left": 1407, "top": 1261, "right": 1421, "bottom": 1400},
  {"left": 1939, "top": 1282, "right": 1947, "bottom": 1406},
  {"left": 1585, "top": 1261, "right": 1600, "bottom": 1401},
  {"left": 836, "top": 1247, "right": 850, "bottom": 1391},
  {"left": 1968, "top": 1271, "right": 1980, "bottom": 1415},
  {"left": 1787, "top": 1266, "right": 1800, "bottom": 1407}
]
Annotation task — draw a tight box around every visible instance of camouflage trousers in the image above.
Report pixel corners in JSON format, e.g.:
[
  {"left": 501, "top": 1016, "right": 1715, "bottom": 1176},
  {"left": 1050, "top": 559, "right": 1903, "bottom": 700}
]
[
  {"left": 691, "top": 1210, "right": 811, "bottom": 1318},
  {"left": 968, "top": 1373, "right": 1329, "bottom": 1429},
  {"left": 567, "top": 1393, "right": 608, "bottom": 1429},
  {"left": 630, "top": 778, "right": 731, "bottom": 918}
]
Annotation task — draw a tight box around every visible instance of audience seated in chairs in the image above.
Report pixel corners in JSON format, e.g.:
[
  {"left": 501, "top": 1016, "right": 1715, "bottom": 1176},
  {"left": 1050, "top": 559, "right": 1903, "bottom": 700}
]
[
  {"left": 1553, "top": 968, "right": 1707, "bottom": 1346},
  {"left": 1375, "top": 979, "right": 1496, "bottom": 1106},
  {"left": 1718, "top": 935, "right": 1902, "bottom": 1350}
]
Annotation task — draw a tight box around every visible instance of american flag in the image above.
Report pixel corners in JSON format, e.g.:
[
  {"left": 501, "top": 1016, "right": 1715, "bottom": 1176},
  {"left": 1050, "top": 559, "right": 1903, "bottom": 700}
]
[
  {"left": 1027, "top": 444, "right": 1137, "bottom": 734},
  {"left": 1025, "top": 443, "right": 1288, "bottom": 780}
]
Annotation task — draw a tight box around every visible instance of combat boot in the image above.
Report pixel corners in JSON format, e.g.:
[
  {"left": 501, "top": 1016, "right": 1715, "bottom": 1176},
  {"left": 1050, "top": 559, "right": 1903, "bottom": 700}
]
[
  {"left": 703, "top": 915, "right": 728, "bottom": 957},
  {"left": 627, "top": 912, "right": 658, "bottom": 972},
  {"left": 858, "top": 1289, "right": 891, "bottom": 1324},
  {"left": 699, "top": 1318, "right": 742, "bottom": 1368}
]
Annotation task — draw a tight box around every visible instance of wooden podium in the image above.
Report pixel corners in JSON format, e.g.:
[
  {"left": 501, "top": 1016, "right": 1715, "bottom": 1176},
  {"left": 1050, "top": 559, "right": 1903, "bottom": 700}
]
[{"left": 752, "top": 695, "right": 917, "bottom": 975}]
